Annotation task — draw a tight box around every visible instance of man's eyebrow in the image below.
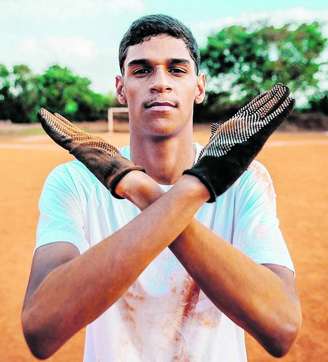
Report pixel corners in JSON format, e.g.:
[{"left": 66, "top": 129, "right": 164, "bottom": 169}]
[
  {"left": 127, "top": 59, "right": 151, "bottom": 68},
  {"left": 169, "top": 58, "right": 191, "bottom": 66},
  {"left": 127, "top": 58, "right": 192, "bottom": 67}
]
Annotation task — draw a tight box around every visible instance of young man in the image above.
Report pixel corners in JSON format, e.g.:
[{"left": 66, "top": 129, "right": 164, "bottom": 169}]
[{"left": 22, "top": 15, "right": 301, "bottom": 361}]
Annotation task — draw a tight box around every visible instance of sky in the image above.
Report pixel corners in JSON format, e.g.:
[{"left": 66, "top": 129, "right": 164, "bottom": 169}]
[{"left": 1, "top": 0, "right": 328, "bottom": 93}]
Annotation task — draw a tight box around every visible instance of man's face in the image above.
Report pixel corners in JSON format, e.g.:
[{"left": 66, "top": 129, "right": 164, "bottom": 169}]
[{"left": 116, "top": 34, "right": 205, "bottom": 138}]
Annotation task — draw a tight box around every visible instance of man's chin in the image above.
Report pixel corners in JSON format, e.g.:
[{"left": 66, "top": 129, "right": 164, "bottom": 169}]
[
  {"left": 143, "top": 117, "right": 182, "bottom": 138},
  {"left": 130, "top": 112, "right": 192, "bottom": 138}
]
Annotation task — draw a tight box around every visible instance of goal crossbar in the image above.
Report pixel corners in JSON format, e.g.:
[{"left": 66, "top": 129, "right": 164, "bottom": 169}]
[{"left": 108, "top": 107, "right": 129, "bottom": 132}]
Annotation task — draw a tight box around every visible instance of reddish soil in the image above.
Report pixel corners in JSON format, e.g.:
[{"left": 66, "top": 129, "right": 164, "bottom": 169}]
[{"left": 0, "top": 126, "right": 327, "bottom": 361}]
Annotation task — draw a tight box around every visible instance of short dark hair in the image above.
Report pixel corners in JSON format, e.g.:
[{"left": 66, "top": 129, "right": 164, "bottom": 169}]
[{"left": 119, "top": 14, "right": 200, "bottom": 74}]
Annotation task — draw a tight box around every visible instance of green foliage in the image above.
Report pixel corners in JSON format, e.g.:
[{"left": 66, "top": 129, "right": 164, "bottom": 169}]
[
  {"left": 199, "top": 22, "right": 327, "bottom": 118},
  {"left": 38, "top": 65, "right": 111, "bottom": 121},
  {"left": 1, "top": 22, "right": 327, "bottom": 124},
  {"left": 0, "top": 64, "right": 40, "bottom": 123},
  {"left": 0, "top": 64, "right": 117, "bottom": 123},
  {"left": 0, "top": 64, "right": 13, "bottom": 120},
  {"left": 12, "top": 65, "right": 40, "bottom": 123},
  {"left": 309, "top": 91, "right": 328, "bottom": 114}
]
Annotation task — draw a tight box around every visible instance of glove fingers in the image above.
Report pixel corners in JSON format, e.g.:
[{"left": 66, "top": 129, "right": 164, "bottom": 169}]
[
  {"left": 265, "top": 96, "right": 295, "bottom": 124},
  {"left": 256, "top": 84, "right": 289, "bottom": 119},
  {"left": 70, "top": 139, "right": 119, "bottom": 157},
  {"left": 210, "top": 122, "right": 220, "bottom": 139},
  {"left": 222, "top": 94, "right": 294, "bottom": 152},
  {"left": 236, "top": 83, "right": 289, "bottom": 118},
  {"left": 235, "top": 91, "right": 269, "bottom": 116},
  {"left": 39, "top": 108, "right": 77, "bottom": 150},
  {"left": 208, "top": 84, "right": 292, "bottom": 154},
  {"left": 53, "top": 112, "right": 76, "bottom": 128},
  {"left": 39, "top": 108, "right": 104, "bottom": 151},
  {"left": 210, "top": 90, "right": 272, "bottom": 138},
  {"left": 39, "top": 108, "right": 145, "bottom": 199},
  {"left": 200, "top": 95, "right": 293, "bottom": 159},
  {"left": 209, "top": 92, "right": 269, "bottom": 139},
  {"left": 243, "top": 94, "right": 293, "bottom": 142},
  {"left": 210, "top": 84, "right": 289, "bottom": 139},
  {"left": 201, "top": 113, "right": 260, "bottom": 159},
  {"left": 54, "top": 113, "right": 91, "bottom": 137}
]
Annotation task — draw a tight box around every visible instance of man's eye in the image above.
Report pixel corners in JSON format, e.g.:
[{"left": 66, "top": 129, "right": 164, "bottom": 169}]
[
  {"left": 133, "top": 68, "right": 151, "bottom": 75},
  {"left": 169, "top": 68, "right": 186, "bottom": 74}
]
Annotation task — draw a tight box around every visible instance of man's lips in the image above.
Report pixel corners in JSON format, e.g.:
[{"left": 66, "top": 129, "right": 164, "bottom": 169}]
[{"left": 144, "top": 101, "right": 178, "bottom": 109}]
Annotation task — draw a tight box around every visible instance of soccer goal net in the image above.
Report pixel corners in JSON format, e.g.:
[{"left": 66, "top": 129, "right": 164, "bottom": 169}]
[{"left": 108, "top": 107, "right": 129, "bottom": 132}]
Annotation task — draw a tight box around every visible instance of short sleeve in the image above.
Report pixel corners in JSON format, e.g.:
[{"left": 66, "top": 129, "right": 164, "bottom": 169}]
[
  {"left": 36, "top": 163, "right": 89, "bottom": 254},
  {"left": 233, "top": 161, "right": 294, "bottom": 272}
]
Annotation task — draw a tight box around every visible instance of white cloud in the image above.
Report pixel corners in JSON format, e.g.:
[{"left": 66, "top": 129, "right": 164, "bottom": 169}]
[
  {"left": 0, "top": 0, "right": 145, "bottom": 19},
  {"left": 104, "top": 0, "right": 145, "bottom": 12},
  {"left": 193, "top": 7, "right": 328, "bottom": 45},
  {"left": 13, "top": 36, "right": 99, "bottom": 68},
  {"left": 2, "top": 35, "right": 112, "bottom": 92},
  {"left": 18, "top": 36, "right": 99, "bottom": 63}
]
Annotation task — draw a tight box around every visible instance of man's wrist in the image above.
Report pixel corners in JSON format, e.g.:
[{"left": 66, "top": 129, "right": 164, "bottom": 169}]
[
  {"left": 115, "top": 170, "right": 163, "bottom": 209},
  {"left": 115, "top": 171, "right": 210, "bottom": 209},
  {"left": 175, "top": 174, "right": 211, "bottom": 203}
]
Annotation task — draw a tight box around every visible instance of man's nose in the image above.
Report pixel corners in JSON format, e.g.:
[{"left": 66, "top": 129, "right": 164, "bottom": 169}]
[{"left": 150, "top": 68, "right": 172, "bottom": 93}]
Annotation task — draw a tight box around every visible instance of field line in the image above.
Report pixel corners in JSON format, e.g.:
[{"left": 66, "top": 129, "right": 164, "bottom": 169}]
[
  {"left": 267, "top": 140, "right": 328, "bottom": 147},
  {"left": 0, "top": 143, "right": 58, "bottom": 150},
  {"left": 1, "top": 139, "right": 328, "bottom": 150}
]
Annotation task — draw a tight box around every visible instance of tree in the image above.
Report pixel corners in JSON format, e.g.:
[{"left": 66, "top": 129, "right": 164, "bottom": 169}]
[
  {"left": 199, "top": 22, "right": 327, "bottom": 119},
  {"left": 12, "top": 65, "right": 40, "bottom": 123},
  {"left": 0, "top": 64, "right": 116, "bottom": 123},
  {"left": 0, "top": 64, "right": 40, "bottom": 123},
  {"left": 0, "top": 64, "right": 13, "bottom": 120},
  {"left": 38, "top": 65, "right": 111, "bottom": 121},
  {"left": 309, "top": 91, "right": 328, "bottom": 114}
]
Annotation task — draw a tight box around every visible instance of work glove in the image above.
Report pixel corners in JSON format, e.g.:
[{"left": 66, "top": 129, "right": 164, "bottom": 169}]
[
  {"left": 184, "top": 84, "right": 295, "bottom": 202},
  {"left": 38, "top": 108, "right": 144, "bottom": 198}
]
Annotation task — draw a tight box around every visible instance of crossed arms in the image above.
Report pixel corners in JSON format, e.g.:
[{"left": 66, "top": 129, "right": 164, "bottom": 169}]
[{"left": 22, "top": 169, "right": 301, "bottom": 359}]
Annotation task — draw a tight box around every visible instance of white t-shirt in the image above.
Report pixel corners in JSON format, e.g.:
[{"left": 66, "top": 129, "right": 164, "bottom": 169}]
[{"left": 36, "top": 144, "right": 294, "bottom": 362}]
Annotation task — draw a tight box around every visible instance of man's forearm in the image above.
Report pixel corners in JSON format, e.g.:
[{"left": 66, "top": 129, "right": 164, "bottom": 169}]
[
  {"left": 121, "top": 172, "right": 302, "bottom": 357},
  {"left": 22, "top": 174, "right": 209, "bottom": 358},
  {"left": 169, "top": 222, "right": 301, "bottom": 357}
]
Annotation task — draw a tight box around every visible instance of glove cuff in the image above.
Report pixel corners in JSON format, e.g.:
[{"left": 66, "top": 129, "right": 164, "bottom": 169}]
[
  {"left": 109, "top": 165, "right": 145, "bottom": 199},
  {"left": 183, "top": 168, "right": 216, "bottom": 203}
]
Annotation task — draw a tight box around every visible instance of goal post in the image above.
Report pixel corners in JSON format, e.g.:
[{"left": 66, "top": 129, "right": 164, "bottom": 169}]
[{"left": 108, "top": 107, "right": 129, "bottom": 132}]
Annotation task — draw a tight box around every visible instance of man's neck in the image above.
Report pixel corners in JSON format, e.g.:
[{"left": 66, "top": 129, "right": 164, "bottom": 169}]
[{"left": 130, "top": 130, "right": 195, "bottom": 185}]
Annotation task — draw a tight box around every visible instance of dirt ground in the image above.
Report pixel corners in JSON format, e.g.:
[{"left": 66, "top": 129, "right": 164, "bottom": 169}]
[{"left": 0, "top": 125, "right": 327, "bottom": 361}]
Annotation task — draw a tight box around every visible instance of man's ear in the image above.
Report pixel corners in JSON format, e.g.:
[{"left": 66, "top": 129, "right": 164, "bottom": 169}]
[
  {"left": 115, "top": 75, "right": 127, "bottom": 105},
  {"left": 195, "top": 73, "right": 206, "bottom": 104}
]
